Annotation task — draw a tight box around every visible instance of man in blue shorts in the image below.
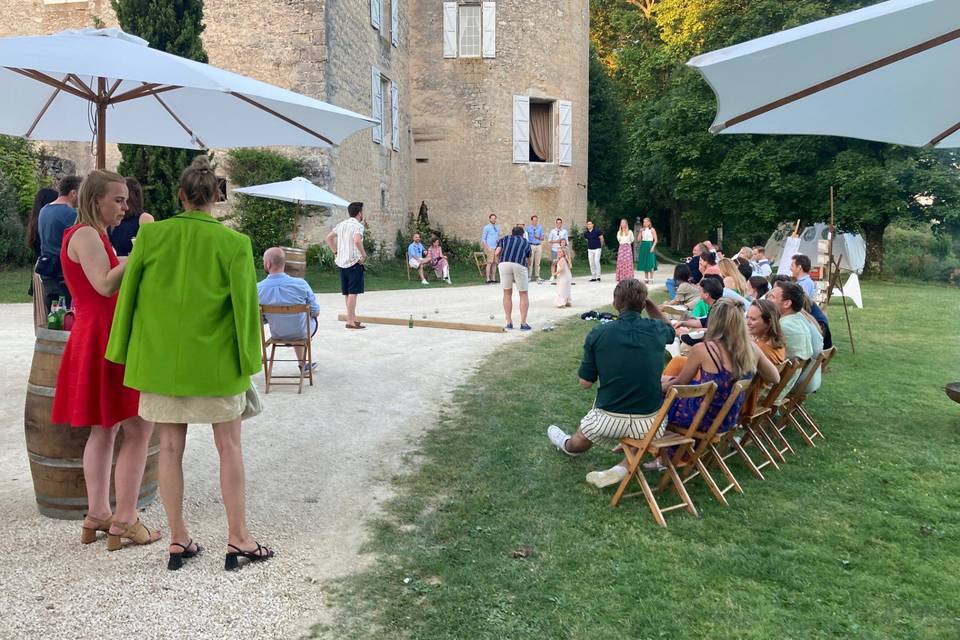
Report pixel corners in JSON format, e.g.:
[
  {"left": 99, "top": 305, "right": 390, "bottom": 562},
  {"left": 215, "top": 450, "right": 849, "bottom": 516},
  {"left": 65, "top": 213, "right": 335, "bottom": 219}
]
[{"left": 326, "top": 202, "right": 367, "bottom": 329}]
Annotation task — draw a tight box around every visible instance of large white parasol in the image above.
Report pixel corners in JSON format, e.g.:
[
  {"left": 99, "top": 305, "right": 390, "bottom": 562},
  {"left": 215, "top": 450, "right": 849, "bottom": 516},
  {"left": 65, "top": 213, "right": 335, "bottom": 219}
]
[
  {"left": 233, "top": 177, "right": 350, "bottom": 208},
  {"left": 0, "top": 28, "right": 376, "bottom": 168},
  {"left": 688, "top": 0, "right": 960, "bottom": 148}
]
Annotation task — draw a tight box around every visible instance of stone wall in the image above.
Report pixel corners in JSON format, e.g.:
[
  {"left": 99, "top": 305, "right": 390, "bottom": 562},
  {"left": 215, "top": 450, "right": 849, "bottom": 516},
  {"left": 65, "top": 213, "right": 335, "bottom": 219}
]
[{"left": 408, "top": 0, "right": 590, "bottom": 243}]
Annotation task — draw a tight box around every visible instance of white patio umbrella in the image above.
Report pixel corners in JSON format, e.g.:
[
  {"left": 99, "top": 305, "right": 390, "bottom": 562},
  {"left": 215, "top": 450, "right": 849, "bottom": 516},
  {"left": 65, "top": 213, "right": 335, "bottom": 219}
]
[
  {"left": 233, "top": 177, "right": 350, "bottom": 208},
  {"left": 688, "top": 0, "right": 960, "bottom": 148},
  {"left": 0, "top": 28, "right": 376, "bottom": 168}
]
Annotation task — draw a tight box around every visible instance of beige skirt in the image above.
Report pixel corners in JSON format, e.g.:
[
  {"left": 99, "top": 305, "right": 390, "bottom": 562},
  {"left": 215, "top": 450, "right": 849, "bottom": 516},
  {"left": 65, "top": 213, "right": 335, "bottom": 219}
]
[{"left": 139, "top": 392, "right": 245, "bottom": 424}]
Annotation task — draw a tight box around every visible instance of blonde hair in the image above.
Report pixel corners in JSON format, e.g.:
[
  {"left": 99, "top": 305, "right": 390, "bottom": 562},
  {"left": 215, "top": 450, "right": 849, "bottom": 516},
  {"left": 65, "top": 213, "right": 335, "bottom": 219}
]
[
  {"left": 704, "top": 297, "right": 757, "bottom": 378},
  {"left": 719, "top": 257, "right": 748, "bottom": 295},
  {"left": 179, "top": 155, "right": 218, "bottom": 208},
  {"left": 76, "top": 170, "right": 126, "bottom": 232}
]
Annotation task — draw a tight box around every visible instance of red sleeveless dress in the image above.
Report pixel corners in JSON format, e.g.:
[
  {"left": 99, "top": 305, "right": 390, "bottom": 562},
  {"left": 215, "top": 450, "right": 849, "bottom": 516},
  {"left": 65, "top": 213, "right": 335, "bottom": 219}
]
[{"left": 51, "top": 225, "right": 139, "bottom": 428}]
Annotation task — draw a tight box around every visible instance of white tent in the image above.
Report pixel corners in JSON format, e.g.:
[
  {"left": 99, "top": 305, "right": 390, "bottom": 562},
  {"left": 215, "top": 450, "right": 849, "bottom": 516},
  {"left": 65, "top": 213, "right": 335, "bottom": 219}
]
[{"left": 765, "top": 222, "right": 866, "bottom": 274}]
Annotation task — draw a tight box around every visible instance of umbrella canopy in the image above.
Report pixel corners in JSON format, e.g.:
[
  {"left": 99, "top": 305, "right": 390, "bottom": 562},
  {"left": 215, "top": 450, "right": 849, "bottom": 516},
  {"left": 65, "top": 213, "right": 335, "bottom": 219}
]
[
  {"left": 0, "top": 28, "right": 376, "bottom": 166},
  {"left": 233, "top": 177, "right": 350, "bottom": 208},
  {"left": 688, "top": 0, "right": 960, "bottom": 147}
]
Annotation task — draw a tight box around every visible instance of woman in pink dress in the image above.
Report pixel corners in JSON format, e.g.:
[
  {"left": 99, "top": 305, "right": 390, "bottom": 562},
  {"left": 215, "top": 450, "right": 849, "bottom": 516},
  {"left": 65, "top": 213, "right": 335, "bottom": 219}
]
[
  {"left": 427, "top": 236, "right": 451, "bottom": 283},
  {"left": 615, "top": 218, "right": 635, "bottom": 282}
]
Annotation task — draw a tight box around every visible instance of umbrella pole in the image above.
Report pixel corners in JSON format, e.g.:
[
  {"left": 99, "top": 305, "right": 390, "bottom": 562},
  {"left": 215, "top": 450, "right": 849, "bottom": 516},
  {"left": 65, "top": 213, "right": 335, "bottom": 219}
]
[{"left": 96, "top": 77, "right": 106, "bottom": 170}]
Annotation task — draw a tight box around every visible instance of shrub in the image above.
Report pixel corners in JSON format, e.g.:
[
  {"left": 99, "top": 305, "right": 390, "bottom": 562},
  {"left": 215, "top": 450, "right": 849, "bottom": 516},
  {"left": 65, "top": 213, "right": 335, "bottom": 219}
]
[
  {"left": 0, "top": 173, "right": 32, "bottom": 267},
  {"left": 884, "top": 224, "right": 960, "bottom": 283},
  {"left": 0, "top": 135, "right": 42, "bottom": 221},
  {"left": 395, "top": 214, "right": 476, "bottom": 265},
  {"left": 306, "top": 243, "right": 335, "bottom": 270}
]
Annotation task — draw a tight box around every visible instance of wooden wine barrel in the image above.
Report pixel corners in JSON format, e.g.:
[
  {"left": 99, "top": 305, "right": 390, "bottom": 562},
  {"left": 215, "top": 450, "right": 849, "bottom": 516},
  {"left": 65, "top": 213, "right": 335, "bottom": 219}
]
[
  {"left": 23, "top": 328, "right": 159, "bottom": 520},
  {"left": 282, "top": 246, "right": 307, "bottom": 278}
]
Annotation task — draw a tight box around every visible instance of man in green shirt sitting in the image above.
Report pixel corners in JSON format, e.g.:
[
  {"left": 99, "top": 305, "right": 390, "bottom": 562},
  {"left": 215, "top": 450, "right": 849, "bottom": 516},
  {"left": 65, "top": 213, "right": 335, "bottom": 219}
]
[{"left": 548, "top": 278, "right": 675, "bottom": 487}]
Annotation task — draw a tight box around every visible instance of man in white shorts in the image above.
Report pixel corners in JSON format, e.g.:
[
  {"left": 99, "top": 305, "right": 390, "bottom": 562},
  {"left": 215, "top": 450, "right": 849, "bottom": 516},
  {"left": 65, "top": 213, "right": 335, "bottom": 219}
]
[
  {"left": 495, "top": 225, "right": 532, "bottom": 331},
  {"left": 548, "top": 278, "right": 676, "bottom": 487},
  {"left": 407, "top": 233, "right": 431, "bottom": 285}
]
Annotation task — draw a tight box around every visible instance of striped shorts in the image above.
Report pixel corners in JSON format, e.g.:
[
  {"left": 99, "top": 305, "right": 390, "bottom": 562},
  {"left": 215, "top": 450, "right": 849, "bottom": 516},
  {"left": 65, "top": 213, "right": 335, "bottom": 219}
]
[{"left": 579, "top": 408, "right": 663, "bottom": 443}]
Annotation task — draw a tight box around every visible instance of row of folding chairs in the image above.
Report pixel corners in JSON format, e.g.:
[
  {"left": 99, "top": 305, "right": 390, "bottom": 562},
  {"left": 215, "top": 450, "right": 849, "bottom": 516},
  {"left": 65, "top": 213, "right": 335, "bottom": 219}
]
[{"left": 610, "top": 347, "right": 838, "bottom": 527}]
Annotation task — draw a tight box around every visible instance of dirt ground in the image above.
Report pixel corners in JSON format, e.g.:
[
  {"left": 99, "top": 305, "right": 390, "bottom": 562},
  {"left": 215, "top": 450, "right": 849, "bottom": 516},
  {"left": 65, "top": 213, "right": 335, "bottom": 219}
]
[{"left": 0, "top": 271, "right": 662, "bottom": 639}]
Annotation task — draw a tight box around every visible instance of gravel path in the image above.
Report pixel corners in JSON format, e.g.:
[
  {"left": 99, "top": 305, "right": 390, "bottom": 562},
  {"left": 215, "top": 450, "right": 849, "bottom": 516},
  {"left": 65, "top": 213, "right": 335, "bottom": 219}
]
[{"left": 0, "top": 272, "right": 662, "bottom": 639}]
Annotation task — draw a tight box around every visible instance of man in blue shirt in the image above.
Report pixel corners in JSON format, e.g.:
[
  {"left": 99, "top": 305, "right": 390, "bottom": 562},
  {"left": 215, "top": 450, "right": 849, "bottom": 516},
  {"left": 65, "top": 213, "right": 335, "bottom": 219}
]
[
  {"left": 524, "top": 215, "right": 545, "bottom": 282},
  {"left": 495, "top": 225, "right": 532, "bottom": 330},
  {"left": 790, "top": 253, "right": 818, "bottom": 300},
  {"left": 407, "top": 233, "right": 430, "bottom": 285},
  {"left": 583, "top": 219, "right": 605, "bottom": 281},
  {"left": 36, "top": 175, "right": 81, "bottom": 312},
  {"left": 257, "top": 247, "right": 320, "bottom": 371},
  {"left": 480, "top": 213, "right": 500, "bottom": 283}
]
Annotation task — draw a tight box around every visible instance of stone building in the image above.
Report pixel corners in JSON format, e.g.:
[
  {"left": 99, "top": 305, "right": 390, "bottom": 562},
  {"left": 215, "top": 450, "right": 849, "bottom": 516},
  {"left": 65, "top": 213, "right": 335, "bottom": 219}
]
[{"left": 0, "top": 0, "right": 588, "bottom": 248}]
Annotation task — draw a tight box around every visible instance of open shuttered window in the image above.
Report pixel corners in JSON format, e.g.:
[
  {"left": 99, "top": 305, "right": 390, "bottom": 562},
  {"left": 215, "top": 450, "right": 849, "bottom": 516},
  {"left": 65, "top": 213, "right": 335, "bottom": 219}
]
[
  {"left": 481, "top": 2, "right": 496, "bottom": 58},
  {"left": 391, "top": 82, "right": 400, "bottom": 151},
  {"left": 512, "top": 95, "right": 530, "bottom": 164},
  {"left": 558, "top": 100, "right": 572, "bottom": 166},
  {"left": 371, "top": 68, "right": 383, "bottom": 144},
  {"left": 442, "top": 2, "right": 457, "bottom": 58}
]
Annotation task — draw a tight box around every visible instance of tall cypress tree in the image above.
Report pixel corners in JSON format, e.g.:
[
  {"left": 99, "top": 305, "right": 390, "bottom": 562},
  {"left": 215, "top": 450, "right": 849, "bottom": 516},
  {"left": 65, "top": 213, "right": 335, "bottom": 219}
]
[{"left": 112, "top": 0, "right": 208, "bottom": 219}]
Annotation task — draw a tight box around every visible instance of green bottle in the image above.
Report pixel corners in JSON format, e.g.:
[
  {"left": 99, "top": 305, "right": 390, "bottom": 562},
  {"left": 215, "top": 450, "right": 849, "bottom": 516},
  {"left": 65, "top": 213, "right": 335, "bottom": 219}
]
[
  {"left": 47, "top": 303, "right": 61, "bottom": 330},
  {"left": 408, "top": 314, "right": 414, "bottom": 328},
  {"left": 56, "top": 296, "right": 67, "bottom": 325}
]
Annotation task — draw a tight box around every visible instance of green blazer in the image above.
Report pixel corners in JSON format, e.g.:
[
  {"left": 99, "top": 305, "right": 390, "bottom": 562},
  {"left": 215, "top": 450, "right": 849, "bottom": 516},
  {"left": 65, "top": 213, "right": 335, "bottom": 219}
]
[{"left": 106, "top": 211, "right": 262, "bottom": 396}]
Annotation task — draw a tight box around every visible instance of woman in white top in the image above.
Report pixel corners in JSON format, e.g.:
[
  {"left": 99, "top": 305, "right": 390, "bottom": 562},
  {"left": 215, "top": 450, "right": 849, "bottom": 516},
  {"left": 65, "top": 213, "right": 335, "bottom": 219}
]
[
  {"left": 553, "top": 241, "right": 572, "bottom": 307},
  {"left": 615, "top": 218, "right": 635, "bottom": 282},
  {"left": 635, "top": 217, "right": 658, "bottom": 284}
]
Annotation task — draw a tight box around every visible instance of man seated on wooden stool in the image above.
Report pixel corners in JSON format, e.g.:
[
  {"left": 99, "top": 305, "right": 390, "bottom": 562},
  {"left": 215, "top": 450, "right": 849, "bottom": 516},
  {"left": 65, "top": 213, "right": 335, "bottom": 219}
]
[
  {"left": 257, "top": 247, "right": 320, "bottom": 372},
  {"left": 547, "top": 278, "right": 676, "bottom": 488},
  {"left": 407, "top": 233, "right": 431, "bottom": 285}
]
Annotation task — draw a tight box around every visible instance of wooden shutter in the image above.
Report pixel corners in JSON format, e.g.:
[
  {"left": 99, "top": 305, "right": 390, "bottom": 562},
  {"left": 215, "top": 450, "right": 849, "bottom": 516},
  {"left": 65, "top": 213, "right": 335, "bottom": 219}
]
[
  {"left": 558, "top": 100, "right": 572, "bottom": 166},
  {"left": 391, "top": 0, "right": 399, "bottom": 47},
  {"left": 371, "top": 0, "right": 382, "bottom": 31},
  {"left": 481, "top": 2, "right": 496, "bottom": 58},
  {"left": 391, "top": 81, "right": 400, "bottom": 151},
  {"left": 442, "top": 2, "right": 457, "bottom": 58},
  {"left": 371, "top": 68, "right": 383, "bottom": 144},
  {"left": 513, "top": 95, "right": 529, "bottom": 164}
]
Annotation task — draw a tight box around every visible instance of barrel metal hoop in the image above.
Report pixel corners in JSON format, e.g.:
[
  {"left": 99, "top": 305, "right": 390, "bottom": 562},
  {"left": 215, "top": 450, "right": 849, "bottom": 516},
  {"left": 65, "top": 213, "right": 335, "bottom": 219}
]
[
  {"left": 28, "top": 451, "right": 83, "bottom": 468},
  {"left": 26, "top": 383, "right": 56, "bottom": 398}
]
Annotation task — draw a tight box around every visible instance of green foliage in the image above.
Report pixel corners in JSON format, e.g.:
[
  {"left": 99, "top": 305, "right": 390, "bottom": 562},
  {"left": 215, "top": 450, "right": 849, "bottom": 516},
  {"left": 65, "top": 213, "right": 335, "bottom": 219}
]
[
  {"left": 883, "top": 225, "right": 960, "bottom": 284},
  {"left": 306, "top": 243, "right": 335, "bottom": 271},
  {"left": 0, "top": 135, "right": 41, "bottom": 220},
  {"left": 395, "top": 213, "right": 476, "bottom": 265},
  {"left": 588, "top": 48, "right": 625, "bottom": 222},
  {"left": 568, "top": 222, "right": 587, "bottom": 259},
  {"left": 226, "top": 148, "right": 305, "bottom": 187},
  {"left": 0, "top": 173, "right": 32, "bottom": 267},
  {"left": 112, "top": 0, "right": 208, "bottom": 220}
]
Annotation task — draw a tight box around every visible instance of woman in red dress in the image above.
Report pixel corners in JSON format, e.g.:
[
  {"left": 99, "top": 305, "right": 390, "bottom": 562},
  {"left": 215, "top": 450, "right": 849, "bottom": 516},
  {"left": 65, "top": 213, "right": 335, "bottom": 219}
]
[{"left": 51, "top": 170, "right": 161, "bottom": 550}]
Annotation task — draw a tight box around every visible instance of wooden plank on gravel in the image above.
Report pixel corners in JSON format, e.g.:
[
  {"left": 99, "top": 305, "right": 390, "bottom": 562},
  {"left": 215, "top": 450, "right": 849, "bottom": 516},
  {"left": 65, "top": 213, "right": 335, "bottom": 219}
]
[{"left": 338, "top": 314, "right": 505, "bottom": 334}]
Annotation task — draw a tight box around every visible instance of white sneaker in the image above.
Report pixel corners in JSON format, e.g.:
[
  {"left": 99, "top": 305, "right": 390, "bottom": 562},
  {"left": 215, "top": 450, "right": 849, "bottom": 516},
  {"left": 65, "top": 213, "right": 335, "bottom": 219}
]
[
  {"left": 547, "top": 425, "right": 577, "bottom": 456},
  {"left": 421, "top": 279, "right": 429, "bottom": 285},
  {"left": 586, "top": 466, "right": 627, "bottom": 488},
  {"left": 444, "top": 277, "right": 452, "bottom": 284}
]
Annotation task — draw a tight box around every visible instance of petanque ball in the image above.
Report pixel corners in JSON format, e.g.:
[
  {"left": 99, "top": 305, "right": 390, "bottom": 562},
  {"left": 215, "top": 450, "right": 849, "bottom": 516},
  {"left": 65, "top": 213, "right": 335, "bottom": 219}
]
[{"left": 489, "top": 314, "right": 495, "bottom": 320}]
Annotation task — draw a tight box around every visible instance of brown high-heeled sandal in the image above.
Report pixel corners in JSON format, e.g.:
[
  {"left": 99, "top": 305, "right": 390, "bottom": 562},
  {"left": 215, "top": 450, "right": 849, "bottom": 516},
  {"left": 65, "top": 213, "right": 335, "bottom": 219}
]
[
  {"left": 106, "top": 519, "right": 162, "bottom": 552},
  {"left": 80, "top": 514, "right": 111, "bottom": 545}
]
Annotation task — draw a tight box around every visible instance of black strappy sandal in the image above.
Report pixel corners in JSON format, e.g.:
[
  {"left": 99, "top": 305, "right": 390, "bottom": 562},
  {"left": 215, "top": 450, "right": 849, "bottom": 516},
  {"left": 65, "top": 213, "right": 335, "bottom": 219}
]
[
  {"left": 167, "top": 539, "right": 203, "bottom": 571},
  {"left": 224, "top": 542, "right": 275, "bottom": 571}
]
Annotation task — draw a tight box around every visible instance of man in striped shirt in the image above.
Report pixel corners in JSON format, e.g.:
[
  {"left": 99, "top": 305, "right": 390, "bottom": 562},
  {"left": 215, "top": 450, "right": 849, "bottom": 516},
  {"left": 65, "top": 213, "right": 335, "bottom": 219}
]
[
  {"left": 548, "top": 278, "right": 676, "bottom": 488},
  {"left": 495, "top": 225, "right": 532, "bottom": 330}
]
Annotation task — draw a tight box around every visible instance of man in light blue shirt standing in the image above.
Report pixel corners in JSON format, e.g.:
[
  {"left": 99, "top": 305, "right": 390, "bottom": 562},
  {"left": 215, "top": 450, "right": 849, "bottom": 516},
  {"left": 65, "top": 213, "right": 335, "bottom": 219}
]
[
  {"left": 407, "top": 233, "right": 431, "bottom": 285},
  {"left": 257, "top": 247, "right": 320, "bottom": 371},
  {"left": 790, "top": 253, "right": 818, "bottom": 300},
  {"left": 481, "top": 213, "right": 500, "bottom": 283},
  {"left": 525, "top": 214, "right": 545, "bottom": 282}
]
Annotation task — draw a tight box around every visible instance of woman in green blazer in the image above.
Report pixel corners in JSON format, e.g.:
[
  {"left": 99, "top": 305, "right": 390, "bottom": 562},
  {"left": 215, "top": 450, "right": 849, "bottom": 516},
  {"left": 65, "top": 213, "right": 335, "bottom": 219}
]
[{"left": 106, "top": 156, "right": 273, "bottom": 571}]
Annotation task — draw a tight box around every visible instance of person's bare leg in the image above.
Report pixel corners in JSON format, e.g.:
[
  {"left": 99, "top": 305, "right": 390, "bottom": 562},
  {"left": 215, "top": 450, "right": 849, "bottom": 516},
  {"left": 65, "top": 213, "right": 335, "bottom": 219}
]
[
  {"left": 159, "top": 423, "right": 191, "bottom": 551},
  {"left": 83, "top": 425, "right": 118, "bottom": 527},
  {"left": 345, "top": 294, "right": 358, "bottom": 325},
  {"left": 502, "top": 289, "right": 513, "bottom": 325},
  {"left": 418, "top": 264, "right": 427, "bottom": 281},
  {"left": 111, "top": 416, "right": 161, "bottom": 540},
  {"left": 519, "top": 291, "right": 529, "bottom": 325},
  {"left": 486, "top": 257, "right": 495, "bottom": 281},
  {"left": 213, "top": 419, "right": 268, "bottom": 554},
  {"left": 294, "top": 345, "right": 306, "bottom": 364},
  {"left": 565, "top": 431, "right": 594, "bottom": 454}
]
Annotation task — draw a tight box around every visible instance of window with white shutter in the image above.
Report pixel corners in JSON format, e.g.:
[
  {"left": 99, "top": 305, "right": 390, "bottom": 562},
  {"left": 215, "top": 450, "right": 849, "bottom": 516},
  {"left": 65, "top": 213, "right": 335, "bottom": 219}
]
[
  {"left": 391, "top": 82, "right": 400, "bottom": 151},
  {"left": 442, "top": 2, "right": 457, "bottom": 58},
  {"left": 371, "top": 0, "right": 382, "bottom": 31},
  {"left": 481, "top": 2, "right": 496, "bottom": 58},
  {"left": 512, "top": 95, "right": 529, "bottom": 164},
  {"left": 371, "top": 67, "right": 383, "bottom": 144},
  {"left": 558, "top": 100, "right": 572, "bottom": 166},
  {"left": 391, "top": 0, "right": 399, "bottom": 46},
  {"left": 458, "top": 5, "right": 481, "bottom": 57}
]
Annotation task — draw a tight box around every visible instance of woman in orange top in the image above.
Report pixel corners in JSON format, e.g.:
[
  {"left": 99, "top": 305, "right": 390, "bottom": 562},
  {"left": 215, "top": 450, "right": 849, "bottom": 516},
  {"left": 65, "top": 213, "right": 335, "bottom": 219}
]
[{"left": 746, "top": 299, "right": 786, "bottom": 364}]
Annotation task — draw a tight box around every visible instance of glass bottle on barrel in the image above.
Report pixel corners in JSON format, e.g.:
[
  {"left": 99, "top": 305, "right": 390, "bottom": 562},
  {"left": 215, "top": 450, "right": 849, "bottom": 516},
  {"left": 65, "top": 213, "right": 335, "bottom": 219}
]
[{"left": 47, "top": 300, "right": 61, "bottom": 330}]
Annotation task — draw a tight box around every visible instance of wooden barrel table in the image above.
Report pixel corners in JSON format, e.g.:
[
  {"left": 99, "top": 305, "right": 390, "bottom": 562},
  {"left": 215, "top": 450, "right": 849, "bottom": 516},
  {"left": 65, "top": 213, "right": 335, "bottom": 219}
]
[
  {"left": 23, "top": 328, "right": 159, "bottom": 520},
  {"left": 282, "top": 246, "right": 307, "bottom": 278}
]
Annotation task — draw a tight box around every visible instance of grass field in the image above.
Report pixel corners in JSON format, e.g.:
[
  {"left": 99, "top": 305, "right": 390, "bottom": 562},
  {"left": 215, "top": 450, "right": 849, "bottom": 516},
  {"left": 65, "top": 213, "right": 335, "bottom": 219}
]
[
  {"left": 315, "top": 281, "right": 960, "bottom": 639},
  {"left": 0, "top": 255, "right": 609, "bottom": 304}
]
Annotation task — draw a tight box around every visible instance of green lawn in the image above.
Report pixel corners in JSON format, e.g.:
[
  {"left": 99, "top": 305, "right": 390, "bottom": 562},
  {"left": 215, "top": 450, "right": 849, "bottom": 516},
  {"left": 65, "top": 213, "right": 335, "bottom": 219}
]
[
  {"left": 0, "top": 256, "right": 610, "bottom": 303},
  {"left": 314, "top": 281, "right": 960, "bottom": 639}
]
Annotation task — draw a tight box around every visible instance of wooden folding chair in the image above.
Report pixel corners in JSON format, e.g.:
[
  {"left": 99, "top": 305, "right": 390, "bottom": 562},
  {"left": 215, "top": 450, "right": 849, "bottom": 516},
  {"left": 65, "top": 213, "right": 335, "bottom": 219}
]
[
  {"left": 757, "top": 358, "right": 809, "bottom": 461},
  {"left": 733, "top": 359, "right": 804, "bottom": 470},
  {"left": 32, "top": 273, "right": 46, "bottom": 334},
  {"left": 666, "top": 378, "right": 753, "bottom": 506},
  {"left": 610, "top": 382, "right": 717, "bottom": 527},
  {"left": 790, "top": 346, "right": 837, "bottom": 441},
  {"left": 259, "top": 304, "right": 314, "bottom": 394},
  {"left": 714, "top": 377, "right": 773, "bottom": 481}
]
